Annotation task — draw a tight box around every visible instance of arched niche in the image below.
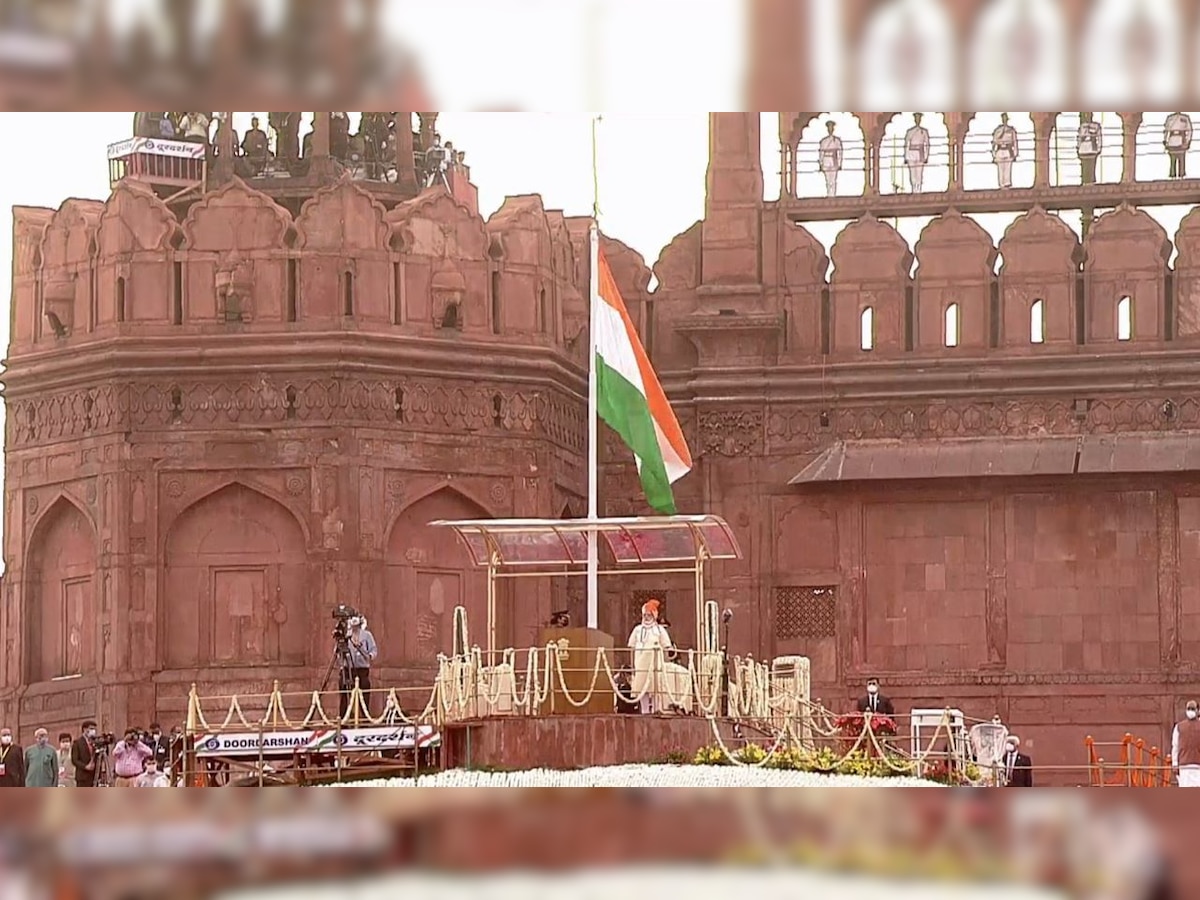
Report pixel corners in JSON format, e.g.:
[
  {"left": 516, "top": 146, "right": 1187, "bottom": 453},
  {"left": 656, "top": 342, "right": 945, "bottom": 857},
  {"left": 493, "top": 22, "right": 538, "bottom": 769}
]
[
  {"left": 1083, "top": 205, "right": 1170, "bottom": 343},
  {"left": 384, "top": 487, "right": 502, "bottom": 666},
  {"left": 793, "top": 113, "right": 868, "bottom": 199},
  {"left": 997, "top": 208, "right": 1080, "bottom": 349},
  {"left": 25, "top": 497, "right": 99, "bottom": 684},
  {"left": 1134, "top": 112, "right": 1200, "bottom": 183},
  {"left": 880, "top": 112, "right": 950, "bottom": 194},
  {"left": 962, "top": 112, "right": 1037, "bottom": 190},
  {"left": 162, "top": 483, "right": 309, "bottom": 669},
  {"left": 857, "top": 0, "right": 956, "bottom": 110},
  {"left": 294, "top": 178, "right": 392, "bottom": 321},
  {"left": 830, "top": 216, "right": 913, "bottom": 356},
  {"left": 1172, "top": 208, "right": 1200, "bottom": 340},
  {"left": 914, "top": 212, "right": 997, "bottom": 351},
  {"left": 968, "top": 0, "right": 1068, "bottom": 109},
  {"left": 1050, "top": 112, "right": 1123, "bottom": 186},
  {"left": 780, "top": 223, "right": 830, "bottom": 355}
]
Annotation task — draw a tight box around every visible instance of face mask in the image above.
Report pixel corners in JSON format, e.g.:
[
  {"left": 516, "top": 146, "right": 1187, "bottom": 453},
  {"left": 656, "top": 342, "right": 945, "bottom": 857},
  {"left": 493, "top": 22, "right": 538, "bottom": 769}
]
[
  {"left": 60, "top": 744, "right": 71, "bottom": 752},
  {"left": 152, "top": 732, "right": 160, "bottom": 739},
  {"left": 1006, "top": 744, "right": 1016, "bottom": 754},
  {"left": 0, "top": 736, "right": 10, "bottom": 746},
  {"left": 867, "top": 685, "right": 878, "bottom": 695},
  {"left": 86, "top": 730, "right": 96, "bottom": 739},
  {"left": 1188, "top": 710, "right": 1198, "bottom": 720}
]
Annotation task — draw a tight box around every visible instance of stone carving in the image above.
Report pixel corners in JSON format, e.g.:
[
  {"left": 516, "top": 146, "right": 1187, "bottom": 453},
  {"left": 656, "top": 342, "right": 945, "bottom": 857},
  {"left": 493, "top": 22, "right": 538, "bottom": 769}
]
[
  {"left": 5, "top": 380, "right": 579, "bottom": 452},
  {"left": 165, "top": 479, "right": 184, "bottom": 498},
  {"left": 25, "top": 494, "right": 38, "bottom": 517},
  {"left": 765, "top": 396, "right": 1200, "bottom": 451},
  {"left": 286, "top": 475, "right": 305, "bottom": 496},
  {"left": 698, "top": 410, "right": 764, "bottom": 456},
  {"left": 489, "top": 481, "right": 508, "bottom": 505}
]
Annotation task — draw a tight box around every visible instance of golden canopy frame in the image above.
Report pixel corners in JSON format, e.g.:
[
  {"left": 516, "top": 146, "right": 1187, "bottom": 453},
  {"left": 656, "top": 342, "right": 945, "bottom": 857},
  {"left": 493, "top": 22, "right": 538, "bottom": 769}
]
[{"left": 428, "top": 515, "right": 744, "bottom": 655}]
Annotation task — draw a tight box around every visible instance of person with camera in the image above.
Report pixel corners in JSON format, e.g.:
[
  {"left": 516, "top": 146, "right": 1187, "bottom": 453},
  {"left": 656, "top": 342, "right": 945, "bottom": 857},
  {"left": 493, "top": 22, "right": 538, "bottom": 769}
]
[
  {"left": 70, "top": 721, "right": 99, "bottom": 788},
  {"left": 342, "top": 615, "right": 378, "bottom": 719},
  {"left": 111, "top": 728, "right": 153, "bottom": 788}
]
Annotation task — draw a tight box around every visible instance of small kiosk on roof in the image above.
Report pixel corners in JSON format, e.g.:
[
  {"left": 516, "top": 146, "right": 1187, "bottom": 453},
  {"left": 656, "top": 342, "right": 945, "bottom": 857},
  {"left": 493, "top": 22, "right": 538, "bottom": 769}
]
[
  {"left": 107, "top": 135, "right": 207, "bottom": 201},
  {"left": 429, "top": 515, "right": 742, "bottom": 657}
]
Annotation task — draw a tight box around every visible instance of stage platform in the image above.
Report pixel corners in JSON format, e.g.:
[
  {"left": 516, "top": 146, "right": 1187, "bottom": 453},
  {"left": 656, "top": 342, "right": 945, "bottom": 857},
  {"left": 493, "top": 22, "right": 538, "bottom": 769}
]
[{"left": 441, "top": 714, "right": 741, "bottom": 771}]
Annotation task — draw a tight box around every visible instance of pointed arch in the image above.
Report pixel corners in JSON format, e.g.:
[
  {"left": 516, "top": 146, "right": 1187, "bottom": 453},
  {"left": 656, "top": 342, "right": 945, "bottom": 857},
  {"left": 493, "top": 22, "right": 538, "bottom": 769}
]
[
  {"left": 294, "top": 175, "right": 391, "bottom": 250},
  {"left": 161, "top": 482, "right": 309, "bottom": 669},
  {"left": 24, "top": 495, "right": 99, "bottom": 683},
  {"left": 159, "top": 476, "right": 312, "bottom": 553},
  {"left": 384, "top": 484, "right": 497, "bottom": 665},
  {"left": 180, "top": 177, "right": 294, "bottom": 251}
]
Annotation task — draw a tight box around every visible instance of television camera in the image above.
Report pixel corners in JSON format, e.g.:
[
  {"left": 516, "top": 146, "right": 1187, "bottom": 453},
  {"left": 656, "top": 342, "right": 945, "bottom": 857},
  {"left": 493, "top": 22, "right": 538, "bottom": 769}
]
[{"left": 331, "top": 603, "right": 360, "bottom": 648}]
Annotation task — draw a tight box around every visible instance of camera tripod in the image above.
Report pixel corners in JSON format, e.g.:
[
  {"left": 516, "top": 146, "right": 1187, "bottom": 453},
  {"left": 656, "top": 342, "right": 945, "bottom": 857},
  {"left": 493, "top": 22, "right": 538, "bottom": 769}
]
[{"left": 320, "top": 638, "right": 358, "bottom": 718}]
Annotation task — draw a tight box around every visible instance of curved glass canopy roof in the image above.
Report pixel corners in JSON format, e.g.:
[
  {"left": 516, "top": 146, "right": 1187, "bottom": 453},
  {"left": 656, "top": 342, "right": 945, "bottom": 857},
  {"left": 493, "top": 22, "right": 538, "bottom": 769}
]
[{"left": 428, "top": 515, "right": 742, "bottom": 568}]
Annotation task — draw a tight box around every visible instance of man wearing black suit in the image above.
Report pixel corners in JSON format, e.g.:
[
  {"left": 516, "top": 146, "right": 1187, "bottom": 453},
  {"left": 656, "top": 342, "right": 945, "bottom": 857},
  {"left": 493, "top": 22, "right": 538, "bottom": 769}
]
[
  {"left": 71, "top": 720, "right": 99, "bottom": 788},
  {"left": 855, "top": 678, "right": 896, "bottom": 716},
  {"left": 1003, "top": 735, "right": 1034, "bottom": 787}
]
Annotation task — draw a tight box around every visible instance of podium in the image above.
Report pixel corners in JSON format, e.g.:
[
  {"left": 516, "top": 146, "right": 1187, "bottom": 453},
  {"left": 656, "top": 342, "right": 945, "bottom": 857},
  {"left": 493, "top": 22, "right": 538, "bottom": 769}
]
[{"left": 538, "top": 627, "right": 615, "bottom": 715}]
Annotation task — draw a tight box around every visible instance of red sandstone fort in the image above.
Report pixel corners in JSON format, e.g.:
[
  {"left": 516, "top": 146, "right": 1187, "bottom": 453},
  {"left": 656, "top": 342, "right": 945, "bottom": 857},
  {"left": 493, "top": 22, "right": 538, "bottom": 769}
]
[{"left": 3, "top": 109, "right": 1200, "bottom": 783}]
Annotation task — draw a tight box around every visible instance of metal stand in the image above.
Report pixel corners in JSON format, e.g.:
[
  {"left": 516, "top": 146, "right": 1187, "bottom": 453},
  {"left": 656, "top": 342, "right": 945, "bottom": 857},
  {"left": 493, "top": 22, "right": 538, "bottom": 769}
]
[
  {"left": 94, "top": 748, "right": 112, "bottom": 788},
  {"left": 720, "top": 616, "right": 732, "bottom": 718},
  {"left": 320, "top": 641, "right": 355, "bottom": 717}
]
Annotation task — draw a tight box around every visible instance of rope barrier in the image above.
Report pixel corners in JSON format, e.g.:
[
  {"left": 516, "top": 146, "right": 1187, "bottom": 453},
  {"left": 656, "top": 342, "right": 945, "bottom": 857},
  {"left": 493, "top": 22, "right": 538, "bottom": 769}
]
[{"left": 182, "top": 607, "right": 1010, "bottom": 785}]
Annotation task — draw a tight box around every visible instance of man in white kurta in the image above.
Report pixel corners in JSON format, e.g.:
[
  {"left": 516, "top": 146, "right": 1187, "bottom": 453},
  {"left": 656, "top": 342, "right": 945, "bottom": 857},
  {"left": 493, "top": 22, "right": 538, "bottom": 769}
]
[
  {"left": 818, "top": 120, "right": 843, "bottom": 197},
  {"left": 627, "top": 599, "right": 672, "bottom": 714},
  {"left": 1164, "top": 112, "right": 1193, "bottom": 179},
  {"left": 991, "top": 113, "right": 1019, "bottom": 189},
  {"left": 1172, "top": 700, "right": 1200, "bottom": 787},
  {"left": 904, "top": 113, "right": 930, "bottom": 193}
]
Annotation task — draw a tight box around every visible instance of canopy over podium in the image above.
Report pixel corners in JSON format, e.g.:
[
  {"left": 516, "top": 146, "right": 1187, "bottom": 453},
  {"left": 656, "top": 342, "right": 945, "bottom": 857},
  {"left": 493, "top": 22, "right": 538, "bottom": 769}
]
[{"left": 428, "top": 515, "right": 743, "bottom": 654}]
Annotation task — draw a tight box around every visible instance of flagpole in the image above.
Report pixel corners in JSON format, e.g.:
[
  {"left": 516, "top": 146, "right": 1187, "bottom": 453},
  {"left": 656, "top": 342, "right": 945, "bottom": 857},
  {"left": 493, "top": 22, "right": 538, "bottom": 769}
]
[{"left": 586, "top": 116, "right": 601, "bottom": 630}]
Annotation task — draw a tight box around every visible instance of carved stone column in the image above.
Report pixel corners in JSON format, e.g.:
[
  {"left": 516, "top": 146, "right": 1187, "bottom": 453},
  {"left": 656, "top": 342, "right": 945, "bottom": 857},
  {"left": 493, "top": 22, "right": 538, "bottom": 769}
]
[
  {"left": 985, "top": 495, "right": 1008, "bottom": 668},
  {"left": 1157, "top": 490, "right": 1181, "bottom": 667},
  {"left": 308, "top": 112, "right": 337, "bottom": 181},
  {"left": 1119, "top": 112, "right": 1143, "bottom": 183},
  {"left": 1033, "top": 112, "right": 1055, "bottom": 189},
  {"left": 212, "top": 111, "right": 235, "bottom": 181},
  {"left": 392, "top": 112, "right": 418, "bottom": 194},
  {"left": 947, "top": 112, "right": 971, "bottom": 191}
]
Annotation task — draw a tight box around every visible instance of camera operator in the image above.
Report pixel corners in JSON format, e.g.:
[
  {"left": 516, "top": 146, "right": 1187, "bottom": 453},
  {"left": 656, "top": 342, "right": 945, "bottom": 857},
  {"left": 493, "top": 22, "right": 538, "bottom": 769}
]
[
  {"left": 71, "top": 721, "right": 99, "bottom": 788},
  {"left": 343, "top": 615, "right": 378, "bottom": 718},
  {"left": 144, "top": 722, "right": 171, "bottom": 771},
  {"left": 111, "top": 728, "right": 153, "bottom": 788}
]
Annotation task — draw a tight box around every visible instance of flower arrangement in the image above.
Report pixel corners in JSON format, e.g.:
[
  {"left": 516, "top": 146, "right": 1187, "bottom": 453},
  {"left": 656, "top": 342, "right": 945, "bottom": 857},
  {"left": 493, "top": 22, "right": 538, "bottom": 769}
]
[
  {"left": 833, "top": 712, "right": 898, "bottom": 737},
  {"left": 692, "top": 743, "right": 914, "bottom": 780},
  {"left": 325, "top": 763, "right": 941, "bottom": 788}
]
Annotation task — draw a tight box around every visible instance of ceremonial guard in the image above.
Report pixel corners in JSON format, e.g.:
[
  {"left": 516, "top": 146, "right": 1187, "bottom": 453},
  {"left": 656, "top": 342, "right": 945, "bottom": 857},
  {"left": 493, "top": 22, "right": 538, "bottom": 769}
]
[
  {"left": 1076, "top": 113, "right": 1102, "bottom": 184},
  {"left": 991, "top": 113, "right": 1019, "bottom": 189},
  {"left": 904, "top": 113, "right": 930, "bottom": 193},
  {"left": 1164, "top": 112, "right": 1193, "bottom": 179},
  {"left": 818, "top": 120, "right": 843, "bottom": 197}
]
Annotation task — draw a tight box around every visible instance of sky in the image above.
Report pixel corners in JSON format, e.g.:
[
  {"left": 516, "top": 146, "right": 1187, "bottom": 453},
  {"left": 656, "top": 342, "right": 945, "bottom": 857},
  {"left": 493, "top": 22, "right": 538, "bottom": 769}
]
[{"left": 1, "top": 109, "right": 1198, "bottom": 564}]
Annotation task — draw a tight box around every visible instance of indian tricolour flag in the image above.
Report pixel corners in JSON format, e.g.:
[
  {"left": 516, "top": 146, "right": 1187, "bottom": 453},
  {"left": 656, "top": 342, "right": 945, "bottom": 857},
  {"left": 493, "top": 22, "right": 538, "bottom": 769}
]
[{"left": 592, "top": 246, "right": 693, "bottom": 514}]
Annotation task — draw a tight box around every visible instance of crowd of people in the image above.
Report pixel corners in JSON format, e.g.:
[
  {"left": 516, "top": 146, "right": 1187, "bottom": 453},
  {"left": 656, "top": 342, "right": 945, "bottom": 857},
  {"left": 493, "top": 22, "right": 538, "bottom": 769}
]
[
  {"left": 130, "top": 111, "right": 459, "bottom": 187},
  {"left": 0, "top": 720, "right": 181, "bottom": 788}
]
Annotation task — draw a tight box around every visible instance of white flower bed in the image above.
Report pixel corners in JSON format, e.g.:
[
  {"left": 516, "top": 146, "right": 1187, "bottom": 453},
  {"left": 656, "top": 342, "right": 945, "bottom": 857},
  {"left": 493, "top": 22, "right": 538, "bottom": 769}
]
[
  {"left": 326, "top": 764, "right": 941, "bottom": 788},
  {"left": 218, "top": 867, "right": 1059, "bottom": 900}
]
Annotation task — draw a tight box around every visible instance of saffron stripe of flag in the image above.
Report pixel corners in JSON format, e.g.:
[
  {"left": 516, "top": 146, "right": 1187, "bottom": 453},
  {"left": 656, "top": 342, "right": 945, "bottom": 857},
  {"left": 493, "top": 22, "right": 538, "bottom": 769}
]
[{"left": 593, "top": 248, "right": 692, "bottom": 513}]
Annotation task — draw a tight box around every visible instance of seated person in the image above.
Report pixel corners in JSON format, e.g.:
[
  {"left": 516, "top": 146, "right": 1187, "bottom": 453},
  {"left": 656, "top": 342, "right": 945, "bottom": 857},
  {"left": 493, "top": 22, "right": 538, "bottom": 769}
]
[{"left": 240, "top": 116, "right": 271, "bottom": 173}]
